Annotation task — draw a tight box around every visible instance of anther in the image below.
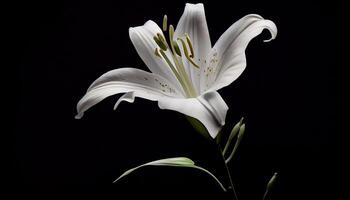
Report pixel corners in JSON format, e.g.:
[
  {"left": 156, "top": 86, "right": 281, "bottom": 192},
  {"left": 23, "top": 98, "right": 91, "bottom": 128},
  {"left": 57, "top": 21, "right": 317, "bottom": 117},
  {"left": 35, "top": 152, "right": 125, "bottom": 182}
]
[
  {"left": 178, "top": 38, "right": 200, "bottom": 68},
  {"left": 153, "top": 34, "right": 167, "bottom": 51},
  {"left": 185, "top": 33, "right": 195, "bottom": 58},
  {"left": 169, "top": 25, "right": 181, "bottom": 57},
  {"left": 154, "top": 48, "right": 161, "bottom": 57},
  {"left": 173, "top": 40, "right": 182, "bottom": 56},
  {"left": 169, "top": 25, "right": 175, "bottom": 40},
  {"left": 178, "top": 38, "right": 190, "bottom": 57},
  {"left": 168, "top": 25, "right": 176, "bottom": 52},
  {"left": 163, "top": 15, "right": 167, "bottom": 31},
  {"left": 157, "top": 33, "right": 167, "bottom": 46}
]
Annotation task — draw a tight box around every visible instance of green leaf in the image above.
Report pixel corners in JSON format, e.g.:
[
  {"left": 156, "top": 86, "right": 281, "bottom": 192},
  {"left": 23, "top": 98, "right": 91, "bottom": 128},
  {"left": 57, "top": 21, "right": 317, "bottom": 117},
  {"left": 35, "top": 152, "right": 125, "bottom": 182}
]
[{"left": 113, "top": 157, "right": 226, "bottom": 192}]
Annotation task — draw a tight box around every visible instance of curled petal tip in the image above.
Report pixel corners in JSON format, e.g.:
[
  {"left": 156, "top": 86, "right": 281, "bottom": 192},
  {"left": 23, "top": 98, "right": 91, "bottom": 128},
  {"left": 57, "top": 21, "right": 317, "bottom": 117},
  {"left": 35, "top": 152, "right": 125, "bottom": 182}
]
[
  {"left": 75, "top": 113, "right": 83, "bottom": 119},
  {"left": 263, "top": 38, "right": 274, "bottom": 42},
  {"left": 263, "top": 20, "right": 278, "bottom": 42},
  {"left": 263, "top": 34, "right": 276, "bottom": 42}
]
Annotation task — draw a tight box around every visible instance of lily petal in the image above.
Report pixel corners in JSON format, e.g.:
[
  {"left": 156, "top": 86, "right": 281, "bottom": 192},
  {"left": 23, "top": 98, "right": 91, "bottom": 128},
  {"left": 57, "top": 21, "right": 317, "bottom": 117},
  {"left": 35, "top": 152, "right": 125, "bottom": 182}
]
[
  {"left": 200, "top": 14, "right": 277, "bottom": 92},
  {"left": 76, "top": 68, "right": 183, "bottom": 119},
  {"left": 129, "top": 20, "right": 181, "bottom": 91},
  {"left": 158, "top": 91, "right": 228, "bottom": 138},
  {"left": 76, "top": 68, "right": 227, "bottom": 138},
  {"left": 174, "top": 3, "right": 211, "bottom": 93}
]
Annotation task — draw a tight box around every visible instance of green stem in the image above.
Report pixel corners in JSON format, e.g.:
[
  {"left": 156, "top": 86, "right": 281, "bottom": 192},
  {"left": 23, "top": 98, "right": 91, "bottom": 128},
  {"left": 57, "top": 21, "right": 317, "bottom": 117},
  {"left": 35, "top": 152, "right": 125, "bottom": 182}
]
[
  {"left": 224, "top": 158, "right": 238, "bottom": 200},
  {"left": 217, "top": 146, "right": 238, "bottom": 200}
]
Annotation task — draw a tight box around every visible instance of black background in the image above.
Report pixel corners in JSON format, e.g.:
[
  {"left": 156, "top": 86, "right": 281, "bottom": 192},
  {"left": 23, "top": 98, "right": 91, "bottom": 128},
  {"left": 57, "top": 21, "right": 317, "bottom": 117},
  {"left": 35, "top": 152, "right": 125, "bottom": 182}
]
[{"left": 14, "top": 0, "right": 342, "bottom": 199}]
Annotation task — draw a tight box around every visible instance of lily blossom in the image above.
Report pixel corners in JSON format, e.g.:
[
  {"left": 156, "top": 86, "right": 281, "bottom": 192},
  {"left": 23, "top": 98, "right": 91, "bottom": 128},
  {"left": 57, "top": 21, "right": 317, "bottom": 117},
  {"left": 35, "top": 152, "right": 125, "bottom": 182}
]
[{"left": 75, "top": 3, "right": 277, "bottom": 138}]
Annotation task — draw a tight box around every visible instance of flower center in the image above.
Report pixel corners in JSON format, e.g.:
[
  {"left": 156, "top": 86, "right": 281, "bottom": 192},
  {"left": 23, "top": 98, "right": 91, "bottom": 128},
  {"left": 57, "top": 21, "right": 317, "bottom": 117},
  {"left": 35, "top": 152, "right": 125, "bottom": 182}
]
[{"left": 153, "top": 15, "right": 200, "bottom": 98}]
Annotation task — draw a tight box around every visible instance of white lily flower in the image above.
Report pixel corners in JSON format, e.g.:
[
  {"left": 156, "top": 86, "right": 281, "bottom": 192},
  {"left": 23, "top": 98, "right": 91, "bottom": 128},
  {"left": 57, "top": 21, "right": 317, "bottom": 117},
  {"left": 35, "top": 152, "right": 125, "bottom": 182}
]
[{"left": 75, "top": 3, "right": 277, "bottom": 138}]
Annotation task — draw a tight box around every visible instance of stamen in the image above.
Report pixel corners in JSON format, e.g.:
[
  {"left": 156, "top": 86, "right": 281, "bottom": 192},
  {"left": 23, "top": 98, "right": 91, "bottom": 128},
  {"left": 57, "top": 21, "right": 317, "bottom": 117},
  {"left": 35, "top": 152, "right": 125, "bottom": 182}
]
[
  {"left": 159, "top": 49, "right": 192, "bottom": 97},
  {"left": 168, "top": 25, "right": 177, "bottom": 55},
  {"left": 178, "top": 38, "right": 200, "bottom": 68},
  {"left": 162, "top": 15, "right": 167, "bottom": 31},
  {"left": 159, "top": 49, "right": 177, "bottom": 75},
  {"left": 157, "top": 33, "right": 167, "bottom": 46},
  {"left": 173, "top": 40, "right": 182, "bottom": 56},
  {"left": 178, "top": 38, "right": 189, "bottom": 58},
  {"left": 169, "top": 25, "right": 175, "bottom": 40},
  {"left": 168, "top": 25, "right": 196, "bottom": 97},
  {"left": 152, "top": 21, "right": 198, "bottom": 97},
  {"left": 168, "top": 25, "right": 183, "bottom": 57},
  {"left": 185, "top": 33, "right": 195, "bottom": 58},
  {"left": 175, "top": 54, "right": 197, "bottom": 97},
  {"left": 153, "top": 35, "right": 167, "bottom": 51}
]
